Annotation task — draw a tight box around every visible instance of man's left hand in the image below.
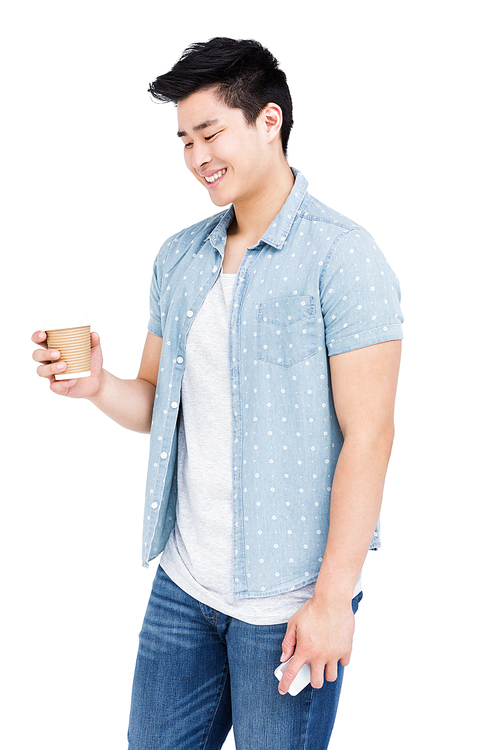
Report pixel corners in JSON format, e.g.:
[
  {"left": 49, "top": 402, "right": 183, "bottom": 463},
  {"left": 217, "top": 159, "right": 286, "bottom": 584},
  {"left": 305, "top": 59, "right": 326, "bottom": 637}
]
[{"left": 278, "top": 596, "right": 355, "bottom": 694}]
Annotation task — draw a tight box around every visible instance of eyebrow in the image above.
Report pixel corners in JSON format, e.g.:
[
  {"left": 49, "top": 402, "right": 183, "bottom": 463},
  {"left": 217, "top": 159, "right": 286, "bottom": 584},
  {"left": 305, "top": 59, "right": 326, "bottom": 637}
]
[{"left": 177, "top": 118, "right": 220, "bottom": 138}]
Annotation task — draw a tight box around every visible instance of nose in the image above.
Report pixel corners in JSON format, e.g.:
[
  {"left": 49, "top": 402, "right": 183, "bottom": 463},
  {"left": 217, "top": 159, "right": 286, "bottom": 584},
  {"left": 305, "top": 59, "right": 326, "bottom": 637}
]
[{"left": 190, "top": 141, "right": 212, "bottom": 172}]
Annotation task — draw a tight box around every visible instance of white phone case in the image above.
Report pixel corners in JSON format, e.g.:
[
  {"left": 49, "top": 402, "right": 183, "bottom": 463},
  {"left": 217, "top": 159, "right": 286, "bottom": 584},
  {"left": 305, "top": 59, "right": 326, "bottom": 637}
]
[{"left": 274, "top": 657, "right": 311, "bottom": 696}]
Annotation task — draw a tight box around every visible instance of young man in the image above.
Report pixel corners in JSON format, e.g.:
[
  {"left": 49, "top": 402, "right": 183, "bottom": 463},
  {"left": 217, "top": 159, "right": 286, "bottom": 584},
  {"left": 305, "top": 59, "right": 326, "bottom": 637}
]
[{"left": 33, "top": 38, "right": 403, "bottom": 750}]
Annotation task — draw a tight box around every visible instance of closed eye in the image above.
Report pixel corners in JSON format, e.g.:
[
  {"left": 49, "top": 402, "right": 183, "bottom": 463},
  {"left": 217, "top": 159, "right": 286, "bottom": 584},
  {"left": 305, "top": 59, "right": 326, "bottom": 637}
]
[{"left": 205, "top": 130, "right": 223, "bottom": 141}]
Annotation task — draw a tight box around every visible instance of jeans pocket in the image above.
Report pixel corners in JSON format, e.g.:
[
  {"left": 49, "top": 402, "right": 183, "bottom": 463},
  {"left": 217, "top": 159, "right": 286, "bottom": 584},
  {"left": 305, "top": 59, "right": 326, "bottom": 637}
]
[{"left": 257, "top": 296, "right": 320, "bottom": 367}]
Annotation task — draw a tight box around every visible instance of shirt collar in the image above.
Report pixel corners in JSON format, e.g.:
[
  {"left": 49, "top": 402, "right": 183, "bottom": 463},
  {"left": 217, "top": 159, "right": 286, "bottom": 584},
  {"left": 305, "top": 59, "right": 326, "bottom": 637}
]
[
  {"left": 261, "top": 168, "right": 308, "bottom": 249},
  {"left": 207, "top": 167, "right": 308, "bottom": 254}
]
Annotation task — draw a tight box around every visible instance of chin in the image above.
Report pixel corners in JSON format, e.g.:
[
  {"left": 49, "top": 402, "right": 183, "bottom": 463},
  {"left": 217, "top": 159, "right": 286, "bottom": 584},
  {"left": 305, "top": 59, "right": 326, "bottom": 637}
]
[{"left": 209, "top": 192, "right": 232, "bottom": 207}]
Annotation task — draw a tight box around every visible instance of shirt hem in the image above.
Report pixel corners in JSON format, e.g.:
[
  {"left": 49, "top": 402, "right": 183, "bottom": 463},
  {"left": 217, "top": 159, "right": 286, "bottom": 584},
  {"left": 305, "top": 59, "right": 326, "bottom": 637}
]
[
  {"left": 159, "top": 558, "right": 363, "bottom": 625},
  {"left": 147, "top": 322, "right": 163, "bottom": 338},
  {"left": 159, "top": 559, "right": 311, "bottom": 625}
]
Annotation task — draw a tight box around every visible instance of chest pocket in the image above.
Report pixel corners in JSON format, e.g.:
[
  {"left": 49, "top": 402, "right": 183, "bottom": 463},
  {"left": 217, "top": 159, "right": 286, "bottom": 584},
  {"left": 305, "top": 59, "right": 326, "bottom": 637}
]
[{"left": 257, "top": 296, "right": 320, "bottom": 367}]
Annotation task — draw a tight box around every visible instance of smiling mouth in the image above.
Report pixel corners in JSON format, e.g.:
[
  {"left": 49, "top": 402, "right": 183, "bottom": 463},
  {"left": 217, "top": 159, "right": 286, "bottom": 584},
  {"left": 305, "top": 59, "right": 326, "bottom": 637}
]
[{"left": 204, "top": 168, "right": 227, "bottom": 184}]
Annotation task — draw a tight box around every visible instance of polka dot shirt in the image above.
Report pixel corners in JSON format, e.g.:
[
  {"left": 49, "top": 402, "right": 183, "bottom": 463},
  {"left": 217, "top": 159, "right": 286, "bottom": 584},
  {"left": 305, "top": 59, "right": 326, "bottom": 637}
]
[{"left": 143, "top": 169, "right": 403, "bottom": 598}]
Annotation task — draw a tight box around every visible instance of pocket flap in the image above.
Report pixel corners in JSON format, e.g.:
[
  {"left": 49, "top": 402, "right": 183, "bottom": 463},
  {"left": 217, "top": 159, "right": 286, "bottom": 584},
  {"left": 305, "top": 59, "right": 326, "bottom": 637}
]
[{"left": 257, "top": 296, "right": 315, "bottom": 327}]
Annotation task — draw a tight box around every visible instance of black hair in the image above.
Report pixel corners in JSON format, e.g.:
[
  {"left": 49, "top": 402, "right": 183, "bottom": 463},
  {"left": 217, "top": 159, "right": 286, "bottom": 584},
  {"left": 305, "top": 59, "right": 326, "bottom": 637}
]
[{"left": 148, "top": 37, "right": 293, "bottom": 156}]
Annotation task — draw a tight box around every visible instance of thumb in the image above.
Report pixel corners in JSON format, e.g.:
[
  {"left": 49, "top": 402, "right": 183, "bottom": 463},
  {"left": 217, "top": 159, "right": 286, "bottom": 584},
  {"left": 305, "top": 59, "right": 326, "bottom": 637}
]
[
  {"left": 280, "top": 622, "right": 297, "bottom": 662},
  {"left": 89, "top": 331, "right": 103, "bottom": 372}
]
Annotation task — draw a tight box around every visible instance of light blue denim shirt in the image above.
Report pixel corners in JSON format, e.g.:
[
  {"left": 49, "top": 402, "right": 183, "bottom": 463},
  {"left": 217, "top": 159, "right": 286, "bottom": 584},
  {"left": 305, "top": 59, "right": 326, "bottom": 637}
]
[{"left": 144, "top": 169, "right": 403, "bottom": 597}]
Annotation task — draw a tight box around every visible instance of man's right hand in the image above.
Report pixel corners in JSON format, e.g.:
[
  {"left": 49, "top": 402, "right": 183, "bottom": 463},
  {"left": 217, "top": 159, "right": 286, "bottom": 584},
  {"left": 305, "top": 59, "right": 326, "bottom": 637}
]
[
  {"left": 32, "top": 329, "right": 104, "bottom": 399},
  {"left": 32, "top": 329, "right": 160, "bottom": 433}
]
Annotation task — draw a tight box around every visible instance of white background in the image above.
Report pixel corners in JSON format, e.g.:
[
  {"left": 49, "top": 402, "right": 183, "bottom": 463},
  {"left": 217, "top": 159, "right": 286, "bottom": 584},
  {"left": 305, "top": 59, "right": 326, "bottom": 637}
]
[{"left": 2, "top": 1, "right": 499, "bottom": 747}]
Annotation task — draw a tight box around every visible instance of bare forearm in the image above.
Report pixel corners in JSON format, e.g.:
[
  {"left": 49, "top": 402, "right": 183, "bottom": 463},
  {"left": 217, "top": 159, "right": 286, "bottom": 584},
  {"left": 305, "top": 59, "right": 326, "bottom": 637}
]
[
  {"left": 87, "top": 368, "right": 156, "bottom": 433},
  {"left": 314, "top": 430, "right": 394, "bottom": 604}
]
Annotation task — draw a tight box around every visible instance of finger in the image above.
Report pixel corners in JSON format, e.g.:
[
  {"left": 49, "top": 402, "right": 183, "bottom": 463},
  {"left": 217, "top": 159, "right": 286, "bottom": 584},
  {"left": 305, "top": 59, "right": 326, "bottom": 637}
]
[
  {"left": 37, "top": 361, "right": 67, "bottom": 379},
  {"left": 339, "top": 653, "right": 351, "bottom": 667},
  {"left": 310, "top": 663, "right": 325, "bottom": 690},
  {"left": 32, "top": 330, "right": 48, "bottom": 347},
  {"left": 32, "top": 347, "right": 60, "bottom": 364},
  {"left": 50, "top": 378, "right": 77, "bottom": 395},
  {"left": 278, "top": 655, "right": 305, "bottom": 695},
  {"left": 324, "top": 660, "right": 339, "bottom": 682},
  {"left": 281, "top": 624, "right": 297, "bottom": 662}
]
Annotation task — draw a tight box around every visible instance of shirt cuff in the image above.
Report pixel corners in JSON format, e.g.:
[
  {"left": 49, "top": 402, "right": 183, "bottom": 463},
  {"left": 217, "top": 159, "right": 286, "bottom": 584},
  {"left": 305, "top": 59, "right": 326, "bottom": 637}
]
[{"left": 327, "top": 323, "right": 403, "bottom": 357}]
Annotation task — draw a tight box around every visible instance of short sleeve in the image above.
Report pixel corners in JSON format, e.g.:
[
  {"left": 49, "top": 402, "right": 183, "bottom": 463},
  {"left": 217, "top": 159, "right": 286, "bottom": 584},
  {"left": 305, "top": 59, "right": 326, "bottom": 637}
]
[
  {"left": 320, "top": 228, "right": 403, "bottom": 356},
  {"left": 147, "top": 255, "right": 163, "bottom": 338}
]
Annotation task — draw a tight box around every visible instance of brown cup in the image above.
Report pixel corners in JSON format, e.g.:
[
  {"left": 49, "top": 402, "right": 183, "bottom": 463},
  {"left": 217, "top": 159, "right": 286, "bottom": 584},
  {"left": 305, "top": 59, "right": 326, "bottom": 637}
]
[{"left": 46, "top": 325, "right": 91, "bottom": 380}]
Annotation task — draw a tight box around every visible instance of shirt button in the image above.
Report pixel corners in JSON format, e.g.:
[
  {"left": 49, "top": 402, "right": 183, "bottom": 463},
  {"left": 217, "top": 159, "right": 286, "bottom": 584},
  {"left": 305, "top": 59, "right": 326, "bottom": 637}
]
[
  {"left": 171, "top": 401, "right": 178, "bottom": 408},
  {"left": 212, "top": 265, "right": 218, "bottom": 273},
  {"left": 176, "top": 356, "right": 184, "bottom": 363},
  {"left": 187, "top": 310, "right": 193, "bottom": 317},
  {"left": 160, "top": 452, "right": 168, "bottom": 459}
]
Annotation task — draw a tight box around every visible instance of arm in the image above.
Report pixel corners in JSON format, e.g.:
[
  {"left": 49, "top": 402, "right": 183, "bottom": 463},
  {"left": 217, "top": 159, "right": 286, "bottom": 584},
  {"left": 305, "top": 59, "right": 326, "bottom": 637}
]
[
  {"left": 88, "top": 332, "right": 162, "bottom": 432},
  {"left": 278, "top": 339, "right": 401, "bottom": 694},
  {"left": 32, "top": 330, "right": 162, "bottom": 434}
]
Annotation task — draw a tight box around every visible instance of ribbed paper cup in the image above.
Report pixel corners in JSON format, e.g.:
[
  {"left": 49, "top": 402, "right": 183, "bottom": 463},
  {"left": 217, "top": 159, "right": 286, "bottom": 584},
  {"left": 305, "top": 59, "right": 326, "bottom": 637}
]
[{"left": 46, "top": 325, "right": 91, "bottom": 380}]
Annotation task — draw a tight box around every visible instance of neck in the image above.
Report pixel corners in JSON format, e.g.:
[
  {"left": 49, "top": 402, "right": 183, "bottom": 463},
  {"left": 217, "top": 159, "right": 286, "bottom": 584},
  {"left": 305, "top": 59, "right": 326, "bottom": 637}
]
[{"left": 229, "top": 159, "right": 295, "bottom": 244}]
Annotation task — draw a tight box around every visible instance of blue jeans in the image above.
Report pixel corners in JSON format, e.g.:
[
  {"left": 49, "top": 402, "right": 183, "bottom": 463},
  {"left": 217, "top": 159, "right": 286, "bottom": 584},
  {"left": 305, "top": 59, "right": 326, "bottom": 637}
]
[{"left": 128, "top": 566, "right": 362, "bottom": 750}]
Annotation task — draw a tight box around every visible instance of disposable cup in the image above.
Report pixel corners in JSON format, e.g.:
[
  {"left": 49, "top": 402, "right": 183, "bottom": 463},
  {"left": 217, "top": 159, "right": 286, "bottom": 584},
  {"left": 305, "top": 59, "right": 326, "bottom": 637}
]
[{"left": 45, "top": 325, "right": 91, "bottom": 380}]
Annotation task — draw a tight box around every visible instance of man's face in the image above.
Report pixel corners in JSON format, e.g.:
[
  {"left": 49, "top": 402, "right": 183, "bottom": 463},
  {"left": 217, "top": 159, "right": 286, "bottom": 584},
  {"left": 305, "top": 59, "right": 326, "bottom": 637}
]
[{"left": 177, "top": 87, "right": 272, "bottom": 209}]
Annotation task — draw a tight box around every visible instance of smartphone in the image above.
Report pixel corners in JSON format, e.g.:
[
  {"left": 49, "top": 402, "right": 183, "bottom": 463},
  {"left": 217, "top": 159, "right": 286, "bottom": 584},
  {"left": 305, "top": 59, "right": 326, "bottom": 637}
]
[{"left": 274, "top": 657, "right": 311, "bottom": 696}]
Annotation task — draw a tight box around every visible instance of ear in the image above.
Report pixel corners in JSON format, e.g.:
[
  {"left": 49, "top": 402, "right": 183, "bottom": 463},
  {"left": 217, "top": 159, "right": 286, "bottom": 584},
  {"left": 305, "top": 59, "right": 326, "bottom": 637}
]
[{"left": 260, "top": 103, "right": 283, "bottom": 145}]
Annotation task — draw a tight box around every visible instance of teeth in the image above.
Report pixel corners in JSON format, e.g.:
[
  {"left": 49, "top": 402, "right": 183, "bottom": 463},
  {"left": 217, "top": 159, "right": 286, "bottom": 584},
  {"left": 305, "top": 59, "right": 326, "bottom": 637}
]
[{"left": 205, "top": 169, "right": 226, "bottom": 184}]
